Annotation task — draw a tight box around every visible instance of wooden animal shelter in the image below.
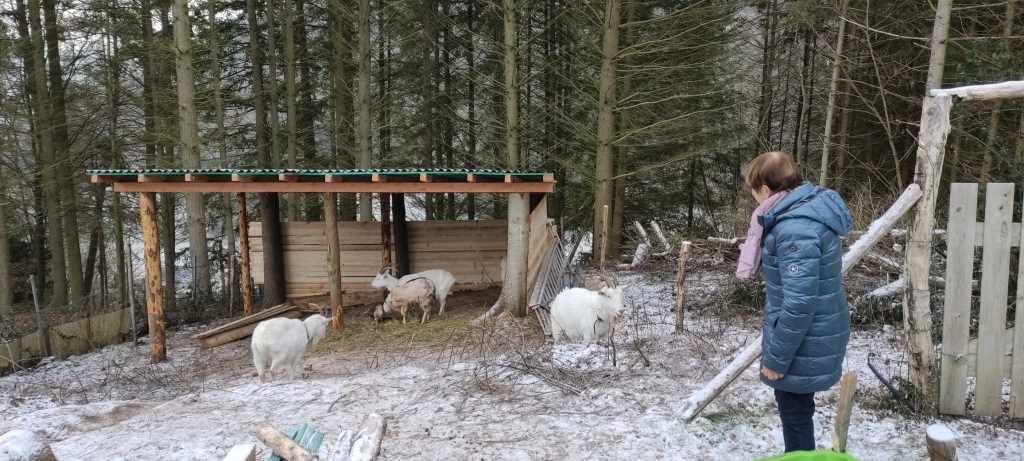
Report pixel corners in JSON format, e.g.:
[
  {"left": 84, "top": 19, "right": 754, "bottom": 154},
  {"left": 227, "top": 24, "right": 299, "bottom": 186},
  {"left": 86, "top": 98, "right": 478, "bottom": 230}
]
[{"left": 89, "top": 168, "right": 556, "bottom": 363}]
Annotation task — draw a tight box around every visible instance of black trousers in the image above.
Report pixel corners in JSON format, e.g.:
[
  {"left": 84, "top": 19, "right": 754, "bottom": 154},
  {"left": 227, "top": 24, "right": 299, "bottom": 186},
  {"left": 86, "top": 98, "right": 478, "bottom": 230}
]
[{"left": 774, "top": 389, "right": 816, "bottom": 452}]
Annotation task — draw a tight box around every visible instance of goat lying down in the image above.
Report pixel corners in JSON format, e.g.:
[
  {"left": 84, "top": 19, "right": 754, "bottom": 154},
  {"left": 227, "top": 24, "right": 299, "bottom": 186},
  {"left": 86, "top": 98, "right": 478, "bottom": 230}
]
[
  {"left": 548, "top": 286, "right": 626, "bottom": 344},
  {"left": 251, "top": 314, "right": 330, "bottom": 381},
  {"left": 372, "top": 268, "right": 456, "bottom": 315}
]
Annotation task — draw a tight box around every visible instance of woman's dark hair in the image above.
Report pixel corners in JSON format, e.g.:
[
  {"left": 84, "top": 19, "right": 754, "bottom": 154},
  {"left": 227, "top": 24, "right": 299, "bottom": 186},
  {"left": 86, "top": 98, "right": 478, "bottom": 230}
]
[{"left": 744, "top": 151, "right": 803, "bottom": 192}]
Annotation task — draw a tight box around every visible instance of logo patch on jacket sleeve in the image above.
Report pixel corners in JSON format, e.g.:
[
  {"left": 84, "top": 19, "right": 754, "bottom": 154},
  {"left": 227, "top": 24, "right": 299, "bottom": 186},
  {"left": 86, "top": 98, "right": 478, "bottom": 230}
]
[{"left": 787, "top": 263, "right": 801, "bottom": 275}]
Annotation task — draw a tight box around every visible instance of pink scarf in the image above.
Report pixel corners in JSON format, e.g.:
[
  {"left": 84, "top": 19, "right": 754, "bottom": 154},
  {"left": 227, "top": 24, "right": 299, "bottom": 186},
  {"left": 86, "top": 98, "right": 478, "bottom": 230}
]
[{"left": 736, "top": 191, "right": 789, "bottom": 280}]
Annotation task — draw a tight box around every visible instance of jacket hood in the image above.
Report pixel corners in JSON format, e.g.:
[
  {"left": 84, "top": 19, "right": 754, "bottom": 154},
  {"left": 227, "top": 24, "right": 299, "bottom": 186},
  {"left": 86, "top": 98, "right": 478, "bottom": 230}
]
[{"left": 760, "top": 182, "right": 853, "bottom": 237}]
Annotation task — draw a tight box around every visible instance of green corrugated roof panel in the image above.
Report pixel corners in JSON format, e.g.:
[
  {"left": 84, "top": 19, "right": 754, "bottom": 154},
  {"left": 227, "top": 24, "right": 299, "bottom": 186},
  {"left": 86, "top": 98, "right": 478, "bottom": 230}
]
[{"left": 87, "top": 167, "right": 548, "bottom": 177}]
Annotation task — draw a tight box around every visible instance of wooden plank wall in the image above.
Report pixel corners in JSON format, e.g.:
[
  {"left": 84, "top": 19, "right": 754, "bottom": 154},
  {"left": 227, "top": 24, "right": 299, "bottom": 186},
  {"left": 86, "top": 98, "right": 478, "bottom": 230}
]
[
  {"left": 250, "top": 221, "right": 508, "bottom": 296},
  {"left": 940, "top": 183, "right": 1024, "bottom": 419},
  {"left": 0, "top": 308, "right": 132, "bottom": 372}
]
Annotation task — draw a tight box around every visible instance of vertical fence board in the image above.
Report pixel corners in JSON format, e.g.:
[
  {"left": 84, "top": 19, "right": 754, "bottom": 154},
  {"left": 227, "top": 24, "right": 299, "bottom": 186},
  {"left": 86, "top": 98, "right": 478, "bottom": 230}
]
[
  {"left": 940, "top": 183, "right": 978, "bottom": 416},
  {"left": 1012, "top": 203, "right": 1024, "bottom": 418},
  {"left": 975, "top": 183, "right": 1015, "bottom": 417}
]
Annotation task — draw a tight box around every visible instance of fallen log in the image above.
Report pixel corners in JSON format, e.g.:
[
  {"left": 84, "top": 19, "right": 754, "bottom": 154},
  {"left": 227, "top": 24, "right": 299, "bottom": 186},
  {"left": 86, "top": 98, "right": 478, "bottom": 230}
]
[
  {"left": 650, "top": 220, "right": 672, "bottom": 256},
  {"left": 348, "top": 414, "right": 386, "bottom": 461},
  {"left": 616, "top": 242, "right": 651, "bottom": 270},
  {"left": 679, "top": 184, "right": 923, "bottom": 422},
  {"left": 256, "top": 426, "right": 317, "bottom": 461}
]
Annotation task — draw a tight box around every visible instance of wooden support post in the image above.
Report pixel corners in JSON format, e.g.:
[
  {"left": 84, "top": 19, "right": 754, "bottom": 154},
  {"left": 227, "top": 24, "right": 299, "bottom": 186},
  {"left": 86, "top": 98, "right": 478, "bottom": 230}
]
[
  {"left": 256, "top": 426, "right": 316, "bottom": 461},
  {"left": 903, "top": 95, "right": 952, "bottom": 398},
  {"left": 237, "top": 193, "right": 254, "bottom": 317},
  {"left": 503, "top": 192, "right": 530, "bottom": 317},
  {"left": 139, "top": 192, "right": 166, "bottom": 362},
  {"left": 674, "top": 241, "right": 692, "bottom": 334},
  {"left": 926, "top": 424, "right": 959, "bottom": 461},
  {"left": 380, "top": 193, "right": 392, "bottom": 269},
  {"left": 391, "top": 193, "right": 410, "bottom": 276},
  {"left": 831, "top": 371, "right": 858, "bottom": 453},
  {"left": 324, "top": 192, "right": 344, "bottom": 330}
]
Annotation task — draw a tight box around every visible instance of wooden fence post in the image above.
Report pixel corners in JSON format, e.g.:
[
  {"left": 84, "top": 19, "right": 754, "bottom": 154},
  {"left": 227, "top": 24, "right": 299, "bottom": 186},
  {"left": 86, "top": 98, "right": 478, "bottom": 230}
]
[
  {"left": 975, "top": 183, "right": 1015, "bottom": 416},
  {"left": 926, "top": 424, "right": 958, "bottom": 461},
  {"left": 903, "top": 95, "right": 952, "bottom": 398},
  {"left": 938, "top": 183, "right": 977, "bottom": 416},
  {"left": 325, "top": 192, "right": 344, "bottom": 330},
  {"left": 831, "top": 371, "right": 858, "bottom": 452},
  {"left": 237, "top": 193, "right": 254, "bottom": 317},
  {"left": 139, "top": 191, "right": 166, "bottom": 362},
  {"left": 674, "top": 241, "right": 692, "bottom": 333}
]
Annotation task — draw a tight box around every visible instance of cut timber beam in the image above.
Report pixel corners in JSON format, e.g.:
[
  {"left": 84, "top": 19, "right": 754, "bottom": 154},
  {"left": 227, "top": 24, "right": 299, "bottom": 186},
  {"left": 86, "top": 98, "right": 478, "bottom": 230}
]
[
  {"left": 930, "top": 80, "right": 1024, "bottom": 101},
  {"left": 678, "top": 184, "right": 923, "bottom": 422}
]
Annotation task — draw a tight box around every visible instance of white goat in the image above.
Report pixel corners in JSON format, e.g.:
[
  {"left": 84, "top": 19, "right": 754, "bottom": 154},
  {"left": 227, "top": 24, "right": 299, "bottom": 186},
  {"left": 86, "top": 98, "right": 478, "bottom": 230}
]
[
  {"left": 548, "top": 286, "right": 626, "bottom": 344},
  {"left": 251, "top": 314, "right": 330, "bottom": 381},
  {"left": 382, "top": 278, "right": 437, "bottom": 324},
  {"left": 371, "top": 268, "right": 456, "bottom": 315}
]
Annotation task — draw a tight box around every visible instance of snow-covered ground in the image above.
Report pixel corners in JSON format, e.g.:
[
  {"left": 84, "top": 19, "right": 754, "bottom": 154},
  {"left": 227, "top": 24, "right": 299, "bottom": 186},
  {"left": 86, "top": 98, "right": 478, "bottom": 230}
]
[{"left": 2, "top": 270, "right": 1023, "bottom": 460}]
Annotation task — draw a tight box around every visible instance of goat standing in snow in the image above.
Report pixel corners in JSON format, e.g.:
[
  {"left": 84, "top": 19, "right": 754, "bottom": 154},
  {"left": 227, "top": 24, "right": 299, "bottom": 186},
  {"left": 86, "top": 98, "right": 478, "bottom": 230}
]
[
  {"left": 251, "top": 314, "right": 330, "bottom": 381},
  {"left": 382, "top": 278, "right": 437, "bottom": 324},
  {"left": 548, "top": 286, "right": 626, "bottom": 343}
]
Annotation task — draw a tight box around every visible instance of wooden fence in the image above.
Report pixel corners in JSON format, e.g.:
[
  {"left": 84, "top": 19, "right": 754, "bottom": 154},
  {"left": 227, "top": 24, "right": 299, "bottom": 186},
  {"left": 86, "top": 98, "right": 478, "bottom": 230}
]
[
  {"left": 250, "top": 220, "right": 508, "bottom": 297},
  {"left": 0, "top": 308, "right": 133, "bottom": 373},
  {"left": 939, "top": 183, "right": 1024, "bottom": 418}
]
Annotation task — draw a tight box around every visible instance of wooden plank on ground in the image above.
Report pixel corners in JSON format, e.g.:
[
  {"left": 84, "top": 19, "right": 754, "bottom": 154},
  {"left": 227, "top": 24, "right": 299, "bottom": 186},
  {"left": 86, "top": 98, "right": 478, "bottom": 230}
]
[
  {"left": 975, "top": 183, "right": 1015, "bottom": 417},
  {"left": 1012, "top": 210, "right": 1024, "bottom": 418},
  {"left": 939, "top": 183, "right": 978, "bottom": 416}
]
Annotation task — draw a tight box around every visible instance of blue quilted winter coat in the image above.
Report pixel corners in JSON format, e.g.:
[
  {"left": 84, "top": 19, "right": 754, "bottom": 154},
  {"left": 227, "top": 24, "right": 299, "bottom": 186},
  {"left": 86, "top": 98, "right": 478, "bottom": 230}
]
[{"left": 759, "top": 182, "right": 853, "bottom": 394}]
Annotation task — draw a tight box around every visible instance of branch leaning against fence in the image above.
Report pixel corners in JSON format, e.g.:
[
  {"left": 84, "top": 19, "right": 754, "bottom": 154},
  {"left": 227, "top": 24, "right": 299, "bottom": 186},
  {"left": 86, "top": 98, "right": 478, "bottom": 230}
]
[{"left": 678, "top": 184, "right": 923, "bottom": 422}]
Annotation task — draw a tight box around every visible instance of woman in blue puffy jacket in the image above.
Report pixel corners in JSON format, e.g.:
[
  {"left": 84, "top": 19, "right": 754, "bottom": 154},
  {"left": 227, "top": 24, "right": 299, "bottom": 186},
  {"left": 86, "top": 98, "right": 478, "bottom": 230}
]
[{"left": 738, "top": 151, "right": 853, "bottom": 453}]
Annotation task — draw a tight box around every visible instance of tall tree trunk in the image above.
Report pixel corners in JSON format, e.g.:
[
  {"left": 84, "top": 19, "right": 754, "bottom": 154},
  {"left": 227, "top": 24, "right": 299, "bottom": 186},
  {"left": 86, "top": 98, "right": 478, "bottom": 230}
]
[
  {"left": 377, "top": 1, "right": 390, "bottom": 169},
  {"left": 818, "top": 0, "right": 849, "bottom": 186},
  {"left": 267, "top": 0, "right": 282, "bottom": 166},
  {"left": 42, "top": 0, "right": 83, "bottom": 308},
  {"left": 0, "top": 156, "right": 11, "bottom": 318},
  {"left": 503, "top": 0, "right": 520, "bottom": 169},
  {"left": 465, "top": 0, "right": 476, "bottom": 219},
  {"left": 83, "top": 186, "right": 105, "bottom": 299},
  {"left": 173, "top": 0, "right": 211, "bottom": 298},
  {"left": 24, "top": 0, "right": 67, "bottom": 307},
  {"left": 442, "top": 0, "right": 455, "bottom": 220},
  {"left": 356, "top": 0, "right": 372, "bottom": 220},
  {"left": 608, "top": 0, "right": 635, "bottom": 261},
  {"left": 284, "top": 0, "right": 299, "bottom": 220},
  {"left": 834, "top": 80, "right": 851, "bottom": 193},
  {"left": 246, "top": 0, "right": 287, "bottom": 306},
  {"left": 105, "top": 0, "right": 127, "bottom": 307},
  {"left": 791, "top": 28, "right": 813, "bottom": 164},
  {"left": 903, "top": 0, "right": 953, "bottom": 400},
  {"left": 296, "top": 0, "right": 319, "bottom": 220},
  {"left": 757, "top": 0, "right": 778, "bottom": 150},
  {"left": 592, "top": 0, "right": 620, "bottom": 264},
  {"left": 331, "top": 0, "right": 356, "bottom": 220},
  {"left": 141, "top": 0, "right": 157, "bottom": 169},
  {"left": 209, "top": 0, "right": 233, "bottom": 303},
  {"left": 979, "top": 0, "right": 1017, "bottom": 183}
]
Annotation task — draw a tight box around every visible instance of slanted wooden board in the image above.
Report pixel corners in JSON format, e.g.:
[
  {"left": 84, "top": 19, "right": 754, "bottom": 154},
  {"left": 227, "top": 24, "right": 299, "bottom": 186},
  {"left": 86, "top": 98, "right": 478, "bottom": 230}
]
[
  {"left": 939, "top": 183, "right": 978, "bottom": 416},
  {"left": 974, "top": 183, "right": 1015, "bottom": 417},
  {"left": 192, "top": 304, "right": 302, "bottom": 348}
]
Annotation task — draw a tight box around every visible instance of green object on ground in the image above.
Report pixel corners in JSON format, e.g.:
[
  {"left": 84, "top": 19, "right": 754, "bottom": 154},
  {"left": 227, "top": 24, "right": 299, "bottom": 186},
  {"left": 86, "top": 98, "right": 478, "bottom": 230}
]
[
  {"left": 755, "top": 450, "right": 859, "bottom": 461},
  {"left": 268, "top": 423, "right": 324, "bottom": 461}
]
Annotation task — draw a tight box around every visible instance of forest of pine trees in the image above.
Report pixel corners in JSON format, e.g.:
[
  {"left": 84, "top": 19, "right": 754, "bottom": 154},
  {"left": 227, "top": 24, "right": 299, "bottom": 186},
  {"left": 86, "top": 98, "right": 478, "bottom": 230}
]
[{"left": 0, "top": 0, "right": 1020, "bottom": 318}]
